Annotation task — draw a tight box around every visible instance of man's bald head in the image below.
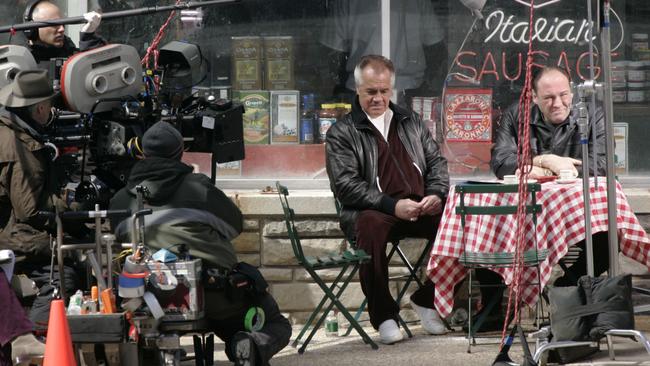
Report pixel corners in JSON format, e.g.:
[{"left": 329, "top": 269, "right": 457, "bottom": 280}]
[{"left": 30, "top": 1, "right": 65, "bottom": 47}]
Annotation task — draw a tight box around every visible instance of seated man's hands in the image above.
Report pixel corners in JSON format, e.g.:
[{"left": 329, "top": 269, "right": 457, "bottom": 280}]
[
  {"left": 395, "top": 195, "right": 442, "bottom": 222},
  {"left": 419, "top": 195, "right": 443, "bottom": 216},
  {"left": 516, "top": 165, "right": 550, "bottom": 179},
  {"left": 395, "top": 199, "right": 422, "bottom": 221},
  {"left": 81, "top": 11, "right": 101, "bottom": 33},
  {"left": 538, "top": 154, "right": 581, "bottom": 177}
]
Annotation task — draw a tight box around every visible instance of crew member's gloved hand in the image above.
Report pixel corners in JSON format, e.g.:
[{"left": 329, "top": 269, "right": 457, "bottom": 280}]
[
  {"left": 81, "top": 11, "right": 101, "bottom": 33},
  {"left": 542, "top": 154, "right": 581, "bottom": 177}
]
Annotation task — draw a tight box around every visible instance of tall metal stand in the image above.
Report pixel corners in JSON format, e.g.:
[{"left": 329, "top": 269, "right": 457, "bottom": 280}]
[
  {"left": 575, "top": 84, "right": 596, "bottom": 277},
  {"left": 600, "top": 0, "right": 620, "bottom": 276},
  {"left": 579, "top": 0, "right": 618, "bottom": 278}
]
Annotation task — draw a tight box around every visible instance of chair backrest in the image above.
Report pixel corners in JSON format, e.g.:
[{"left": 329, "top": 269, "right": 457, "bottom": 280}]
[
  {"left": 455, "top": 183, "right": 542, "bottom": 217},
  {"left": 276, "top": 182, "right": 308, "bottom": 264},
  {"left": 332, "top": 196, "right": 359, "bottom": 249},
  {"left": 455, "top": 182, "right": 543, "bottom": 260}
]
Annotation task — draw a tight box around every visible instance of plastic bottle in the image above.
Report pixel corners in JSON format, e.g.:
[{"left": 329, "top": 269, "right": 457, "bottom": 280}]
[
  {"left": 67, "top": 289, "right": 83, "bottom": 315},
  {"left": 325, "top": 310, "right": 339, "bottom": 337}
]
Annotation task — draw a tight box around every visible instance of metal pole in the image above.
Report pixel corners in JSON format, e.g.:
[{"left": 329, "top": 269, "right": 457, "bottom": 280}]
[
  {"left": 0, "top": 0, "right": 238, "bottom": 34},
  {"left": 94, "top": 203, "right": 103, "bottom": 285},
  {"left": 576, "top": 89, "right": 595, "bottom": 277},
  {"left": 55, "top": 210, "right": 67, "bottom": 301},
  {"left": 577, "top": 0, "right": 596, "bottom": 278},
  {"left": 600, "top": 0, "right": 620, "bottom": 276}
]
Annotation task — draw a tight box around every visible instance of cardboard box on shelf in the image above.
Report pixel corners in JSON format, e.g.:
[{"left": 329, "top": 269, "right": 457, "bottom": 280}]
[
  {"left": 270, "top": 90, "right": 299, "bottom": 144},
  {"left": 613, "top": 122, "right": 628, "bottom": 175},
  {"left": 231, "top": 36, "right": 262, "bottom": 90},
  {"left": 216, "top": 160, "right": 242, "bottom": 176},
  {"left": 412, "top": 96, "right": 442, "bottom": 142},
  {"left": 263, "top": 36, "right": 294, "bottom": 90},
  {"left": 234, "top": 90, "right": 270, "bottom": 144}
]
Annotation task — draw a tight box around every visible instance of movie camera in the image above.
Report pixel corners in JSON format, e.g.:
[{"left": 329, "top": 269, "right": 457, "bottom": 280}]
[{"left": 0, "top": 41, "right": 245, "bottom": 206}]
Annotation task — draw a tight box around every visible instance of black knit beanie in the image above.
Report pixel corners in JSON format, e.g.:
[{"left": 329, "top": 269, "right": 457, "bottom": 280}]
[{"left": 143, "top": 121, "right": 184, "bottom": 160}]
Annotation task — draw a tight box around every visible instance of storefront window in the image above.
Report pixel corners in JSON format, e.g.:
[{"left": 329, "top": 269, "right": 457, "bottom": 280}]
[{"left": 1, "top": 0, "right": 649, "bottom": 188}]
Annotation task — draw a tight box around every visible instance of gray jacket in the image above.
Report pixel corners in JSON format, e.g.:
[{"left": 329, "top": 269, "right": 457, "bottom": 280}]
[
  {"left": 326, "top": 97, "right": 449, "bottom": 240},
  {"left": 109, "top": 158, "right": 242, "bottom": 271},
  {"left": 490, "top": 102, "right": 606, "bottom": 179}
]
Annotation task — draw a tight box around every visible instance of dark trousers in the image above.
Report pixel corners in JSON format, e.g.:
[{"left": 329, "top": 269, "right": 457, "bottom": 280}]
[
  {"left": 477, "top": 231, "right": 612, "bottom": 313},
  {"left": 0, "top": 270, "right": 33, "bottom": 366},
  {"left": 554, "top": 231, "right": 611, "bottom": 286},
  {"left": 355, "top": 210, "right": 442, "bottom": 329},
  {"left": 205, "top": 291, "right": 291, "bottom": 366}
]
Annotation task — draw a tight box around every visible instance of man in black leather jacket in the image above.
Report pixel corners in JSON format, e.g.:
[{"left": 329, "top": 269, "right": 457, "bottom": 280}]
[
  {"left": 475, "top": 66, "right": 609, "bottom": 331},
  {"left": 326, "top": 55, "right": 449, "bottom": 344},
  {"left": 491, "top": 66, "right": 606, "bottom": 180}
]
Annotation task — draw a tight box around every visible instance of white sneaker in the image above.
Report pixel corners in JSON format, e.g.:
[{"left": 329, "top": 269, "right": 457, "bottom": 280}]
[
  {"left": 410, "top": 299, "right": 447, "bottom": 335},
  {"left": 378, "top": 319, "right": 404, "bottom": 344}
]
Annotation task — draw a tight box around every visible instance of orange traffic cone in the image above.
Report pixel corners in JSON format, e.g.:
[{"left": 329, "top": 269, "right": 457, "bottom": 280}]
[{"left": 43, "top": 299, "right": 76, "bottom": 366}]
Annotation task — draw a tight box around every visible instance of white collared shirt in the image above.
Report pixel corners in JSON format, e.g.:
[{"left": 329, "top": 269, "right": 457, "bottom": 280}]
[{"left": 366, "top": 109, "right": 394, "bottom": 142}]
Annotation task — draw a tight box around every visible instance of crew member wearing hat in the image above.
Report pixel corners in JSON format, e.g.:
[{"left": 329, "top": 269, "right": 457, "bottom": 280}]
[
  {"left": 0, "top": 69, "right": 65, "bottom": 364},
  {"left": 110, "top": 122, "right": 292, "bottom": 366}
]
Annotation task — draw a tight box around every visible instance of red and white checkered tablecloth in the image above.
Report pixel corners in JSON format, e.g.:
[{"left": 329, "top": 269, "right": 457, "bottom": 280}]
[{"left": 426, "top": 178, "right": 650, "bottom": 318}]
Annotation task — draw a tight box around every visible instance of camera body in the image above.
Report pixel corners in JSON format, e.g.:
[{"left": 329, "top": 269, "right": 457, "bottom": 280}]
[{"left": 16, "top": 41, "right": 246, "bottom": 206}]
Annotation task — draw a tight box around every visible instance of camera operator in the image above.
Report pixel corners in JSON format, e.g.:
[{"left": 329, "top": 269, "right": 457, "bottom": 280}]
[
  {"left": 0, "top": 69, "right": 82, "bottom": 338},
  {"left": 23, "top": 0, "right": 106, "bottom": 62},
  {"left": 109, "top": 122, "right": 291, "bottom": 366}
]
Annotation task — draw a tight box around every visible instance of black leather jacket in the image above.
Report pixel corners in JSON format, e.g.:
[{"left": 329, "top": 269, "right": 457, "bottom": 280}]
[
  {"left": 490, "top": 102, "right": 606, "bottom": 179},
  {"left": 326, "top": 97, "right": 449, "bottom": 239}
]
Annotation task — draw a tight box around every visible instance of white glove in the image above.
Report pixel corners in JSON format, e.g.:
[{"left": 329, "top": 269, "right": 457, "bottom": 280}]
[{"left": 81, "top": 11, "right": 101, "bottom": 33}]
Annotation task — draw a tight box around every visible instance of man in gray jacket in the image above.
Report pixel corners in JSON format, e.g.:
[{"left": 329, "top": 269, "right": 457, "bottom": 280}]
[{"left": 326, "top": 55, "right": 449, "bottom": 344}]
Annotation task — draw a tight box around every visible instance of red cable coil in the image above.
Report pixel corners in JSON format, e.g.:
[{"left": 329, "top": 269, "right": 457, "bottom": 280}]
[{"left": 500, "top": 0, "right": 537, "bottom": 343}]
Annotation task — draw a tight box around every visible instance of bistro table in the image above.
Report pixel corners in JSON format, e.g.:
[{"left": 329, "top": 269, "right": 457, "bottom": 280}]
[{"left": 426, "top": 177, "right": 650, "bottom": 318}]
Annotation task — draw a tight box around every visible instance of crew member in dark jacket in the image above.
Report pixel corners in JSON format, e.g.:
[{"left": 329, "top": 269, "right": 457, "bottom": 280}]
[
  {"left": 476, "top": 66, "right": 610, "bottom": 331},
  {"left": 326, "top": 55, "right": 449, "bottom": 344},
  {"left": 24, "top": 1, "right": 105, "bottom": 63},
  {"left": 110, "top": 122, "right": 291, "bottom": 366}
]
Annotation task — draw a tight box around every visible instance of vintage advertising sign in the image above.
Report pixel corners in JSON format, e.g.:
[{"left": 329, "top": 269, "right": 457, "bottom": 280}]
[{"left": 444, "top": 89, "right": 492, "bottom": 142}]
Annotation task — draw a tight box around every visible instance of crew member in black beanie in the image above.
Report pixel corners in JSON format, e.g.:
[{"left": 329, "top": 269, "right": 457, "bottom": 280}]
[
  {"left": 110, "top": 121, "right": 291, "bottom": 366},
  {"left": 142, "top": 121, "right": 184, "bottom": 160}
]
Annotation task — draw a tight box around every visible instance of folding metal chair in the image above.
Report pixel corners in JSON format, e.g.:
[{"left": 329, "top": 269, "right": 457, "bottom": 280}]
[
  {"left": 333, "top": 198, "right": 435, "bottom": 338},
  {"left": 455, "top": 182, "right": 548, "bottom": 352},
  {"left": 276, "top": 182, "right": 378, "bottom": 353}
]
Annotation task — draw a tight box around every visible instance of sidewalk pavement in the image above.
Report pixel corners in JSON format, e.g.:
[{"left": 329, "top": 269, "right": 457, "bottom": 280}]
[{"left": 181, "top": 321, "right": 650, "bottom": 365}]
